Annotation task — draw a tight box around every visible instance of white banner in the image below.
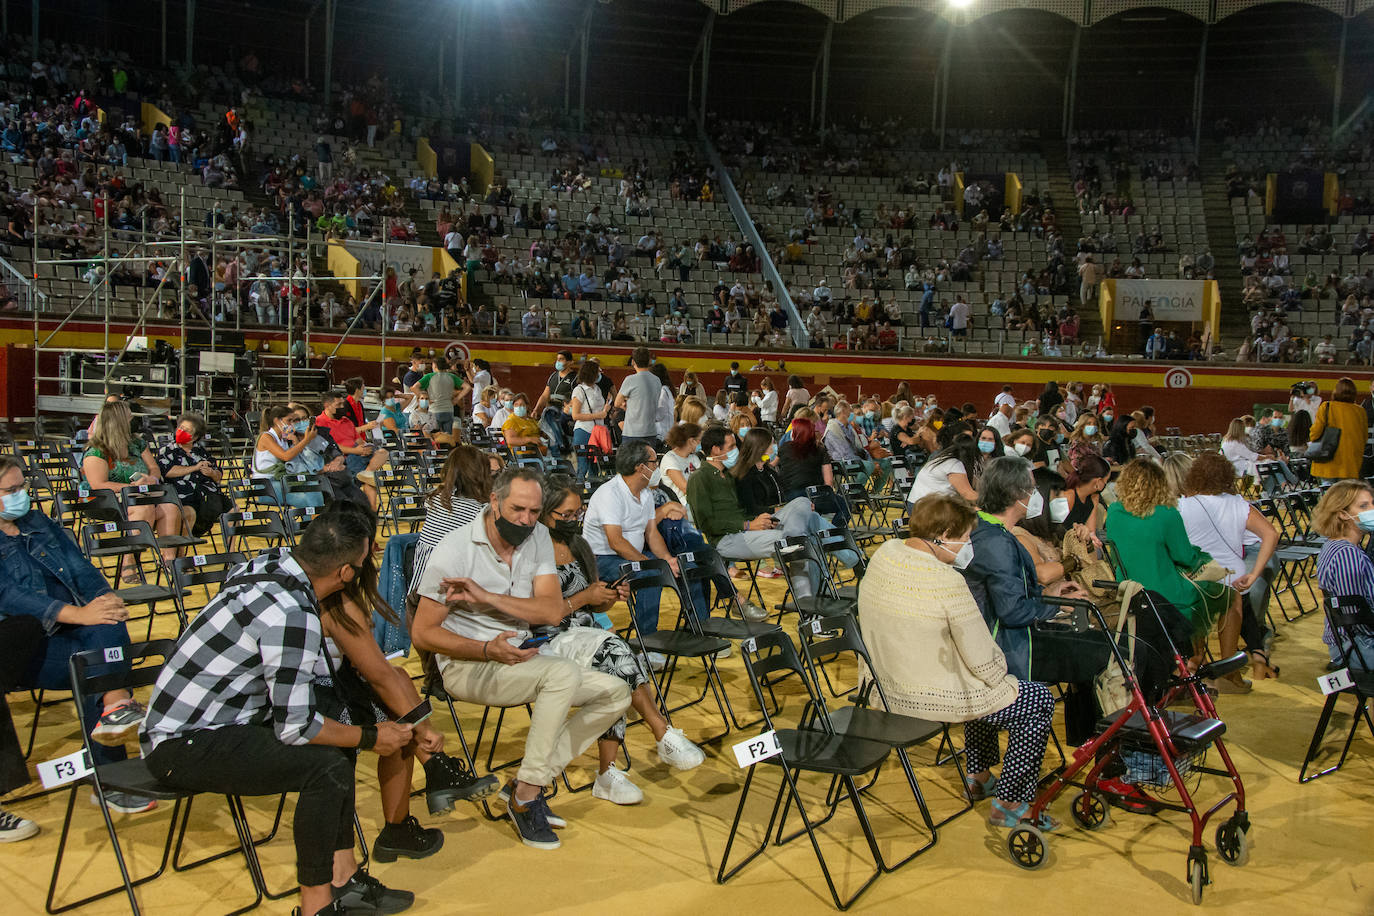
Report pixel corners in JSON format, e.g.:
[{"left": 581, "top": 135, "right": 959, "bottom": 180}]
[
  {"left": 1113, "top": 279, "right": 1205, "bottom": 322},
  {"left": 343, "top": 241, "right": 434, "bottom": 282}
]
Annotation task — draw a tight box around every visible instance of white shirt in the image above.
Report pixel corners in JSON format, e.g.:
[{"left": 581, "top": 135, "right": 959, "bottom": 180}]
[
  {"left": 571, "top": 383, "right": 605, "bottom": 434},
  {"left": 470, "top": 369, "right": 492, "bottom": 410},
  {"left": 753, "top": 389, "right": 778, "bottom": 422},
  {"left": 987, "top": 411, "right": 1012, "bottom": 438},
  {"left": 1290, "top": 393, "right": 1321, "bottom": 418},
  {"left": 1221, "top": 439, "right": 1261, "bottom": 477},
  {"left": 414, "top": 508, "right": 557, "bottom": 664},
  {"left": 949, "top": 300, "right": 970, "bottom": 330},
  {"left": 1177, "top": 494, "right": 1252, "bottom": 586},
  {"left": 582, "top": 475, "right": 654, "bottom": 558},
  {"left": 907, "top": 457, "right": 967, "bottom": 503},
  {"left": 656, "top": 386, "right": 675, "bottom": 439}
]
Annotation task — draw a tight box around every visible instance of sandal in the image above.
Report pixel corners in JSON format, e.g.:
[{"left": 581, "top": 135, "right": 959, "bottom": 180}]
[
  {"left": 965, "top": 773, "right": 999, "bottom": 802},
  {"left": 988, "top": 798, "right": 1061, "bottom": 832},
  {"left": 1250, "top": 650, "right": 1280, "bottom": 679},
  {"left": 120, "top": 566, "right": 141, "bottom": 584}
]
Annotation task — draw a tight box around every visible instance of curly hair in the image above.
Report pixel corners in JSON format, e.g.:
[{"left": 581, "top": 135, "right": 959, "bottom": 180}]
[
  {"left": 1115, "top": 458, "right": 1174, "bottom": 517},
  {"left": 1183, "top": 451, "right": 1236, "bottom": 496}
]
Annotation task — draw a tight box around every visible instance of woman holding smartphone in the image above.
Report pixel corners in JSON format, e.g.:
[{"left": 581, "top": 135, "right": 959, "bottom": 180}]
[
  {"left": 313, "top": 502, "right": 499, "bottom": 862},
  {"left": 537, "top": 475, "right": 705, "bottom": 805}
]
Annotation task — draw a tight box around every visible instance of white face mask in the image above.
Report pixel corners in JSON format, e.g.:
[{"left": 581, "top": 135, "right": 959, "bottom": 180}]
[
  {"left": 944, "top": 539, "right": 975, "bottom": 570},
  {"left": 1049, "top": 497, "right": 1071, "bottom": 524},
  {"left": 1014, "top": 442, "right": 1031, "bottom": 456},
  {"left": 644, "top": 466, "right": 663, "bottom": 488},
  {"left": 1021, "top": 489, "right": 1044, "bottom": 520}
]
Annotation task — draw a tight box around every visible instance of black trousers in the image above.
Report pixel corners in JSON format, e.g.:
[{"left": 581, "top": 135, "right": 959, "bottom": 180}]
[
  {"left": 145, "top": 724, "right": 355, "bottom": 886},
  {"left": 0, "top": 616, "right": 44, "bottom": 795}
]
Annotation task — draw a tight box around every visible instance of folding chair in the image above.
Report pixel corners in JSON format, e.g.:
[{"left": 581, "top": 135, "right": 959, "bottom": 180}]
[
  {"left": 80, "top": 520, "right": 183, "bottom": 636},
  {"left": 798, "top": 612, "right": 971, "bottom": 835},
  {"left": 717, "top": 629, "right": 895, "bottom": 911},
  {"left": 771, "top": 536, "right": 858, "bottom": 623},
  {"left": 219, "top": 509, "right": 290, "bottom": 555},
  {"left": 621, "top": 559, "right": 733, "bottom": 743},
  {"left": 170, "top": 552, "right": 249, "bottom": 624},
  {"left": 46, "top": 639, "right": 275, "bottom": 916},
  {"left": 385, "top": 493, "right": 427, "bottom": 536},
  {"left": 282, "top": 505, "right": 325, "bottom": 544},
  {"left": 1299, "top": 593, "right": 1374, "bottom": 783},
  {"left": 281, "top": 474, "right": 326, "bottom": 510},
  {"left": 120, "top": 485, "right": 205, "bottom": 554}
]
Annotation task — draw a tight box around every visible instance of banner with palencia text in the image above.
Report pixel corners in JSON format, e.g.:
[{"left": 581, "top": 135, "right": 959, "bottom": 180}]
[{"left": 1109, "top": 279, "right": 1205, "bottom": 322}]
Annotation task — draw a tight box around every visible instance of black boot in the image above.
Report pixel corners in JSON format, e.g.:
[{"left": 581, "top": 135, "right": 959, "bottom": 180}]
[
  {"left": 422, "top": 752, "right": 499, "bottom": 815},
  {"left": 371, "top": 815, "right": 444, "bottom": 863}
]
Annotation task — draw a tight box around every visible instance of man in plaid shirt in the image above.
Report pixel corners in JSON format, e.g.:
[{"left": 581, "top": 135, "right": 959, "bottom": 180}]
[{"left": 140, "top": 505, "right": 413, "bottom": 916}]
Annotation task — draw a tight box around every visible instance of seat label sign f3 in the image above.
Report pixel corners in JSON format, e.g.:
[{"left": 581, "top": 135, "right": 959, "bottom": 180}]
[
  {"left": 37, "top": 748, "right": 94, "bottom": 789},
  {"left": 732, "top": 730, "right": 782, "bottom": 768}
]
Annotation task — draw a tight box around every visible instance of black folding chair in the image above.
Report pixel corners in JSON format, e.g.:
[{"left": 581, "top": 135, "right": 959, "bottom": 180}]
[
  {"left": 798, "top": 613, "right": 971, "bottom": 837},
  {"left": 385, "top": 493, "right": 427, "bottom": 536},
  {"left": 1299, "top": 593, "right": 1374, "bottom": 783},
  {"left": 771, "top": 536, "right": 858, "bottom": 623},
  {"left": 219, "top": 509, "right": 290, "bottom": 555},
  {"left": 46, "top": 639, "right": 276, "bottom": 916},
  {"left": 717, "top": 629, "right": 895, "bottom": 911},
  {"left": 282, "top": 504, "right": 325, "bottom": 544},
  {"left": 120, "top": 485, "right": 205, "bottom": 554},
  {"left": 621, "top": 558, "right": 733, "bottom": 743},
  {"left": 80, "top": 520, "right": 183, "bottom": 636},
  {"left": 170, "top": 552, "right": 249, "bottom": 624}
]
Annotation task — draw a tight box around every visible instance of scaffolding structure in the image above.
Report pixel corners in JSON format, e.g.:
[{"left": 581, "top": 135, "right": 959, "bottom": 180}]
[{"left": 19, "top": 191, "right": 396, "bottom": 422}]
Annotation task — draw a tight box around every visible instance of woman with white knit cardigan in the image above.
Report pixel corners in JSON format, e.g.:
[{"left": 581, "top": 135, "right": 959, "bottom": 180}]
[{"left": 859, "top": 493, "right": 1059, "bottom": 832}]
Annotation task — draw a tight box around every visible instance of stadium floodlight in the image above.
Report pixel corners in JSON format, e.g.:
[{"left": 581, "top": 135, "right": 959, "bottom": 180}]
[{"left": 948, "top": 0, "right": 974, "bottom": 7}]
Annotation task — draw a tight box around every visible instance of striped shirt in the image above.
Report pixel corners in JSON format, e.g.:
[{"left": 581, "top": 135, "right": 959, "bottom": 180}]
[
  {"left": 140, "top": 549, "right": 326, "bottom": 753},
  {"left": 1315, "top": 538, "right": 1374, "bottom": 648},
  {"left": 409, "top": 494, "right": 484, "bottom": 592}
]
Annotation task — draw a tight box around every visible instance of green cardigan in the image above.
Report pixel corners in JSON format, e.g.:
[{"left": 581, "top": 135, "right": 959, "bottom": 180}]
[{"left": 1103, "top": 502, "right": 1212, "bottom": 618}]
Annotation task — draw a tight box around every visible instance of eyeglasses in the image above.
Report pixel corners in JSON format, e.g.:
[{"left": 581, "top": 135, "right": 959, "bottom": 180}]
[{"left": 550, "top": 508, "right": 582, "bottom": 521}]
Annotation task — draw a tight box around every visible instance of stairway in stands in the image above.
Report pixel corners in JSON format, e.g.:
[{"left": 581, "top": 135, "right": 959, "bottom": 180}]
[
  {"left": 1041, "top": 136, "right": 1104, "bottom": 348},
  {"left": 1199, "top": 138, "right": 1247, "bottom": 351}
]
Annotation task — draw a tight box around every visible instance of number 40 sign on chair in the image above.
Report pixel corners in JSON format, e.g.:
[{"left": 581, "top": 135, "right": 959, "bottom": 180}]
[{"left": 731, "top": 730, "right": 783, "bottom": 768}]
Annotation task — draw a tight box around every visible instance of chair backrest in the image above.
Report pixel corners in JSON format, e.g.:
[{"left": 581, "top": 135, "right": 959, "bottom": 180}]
[
  {"left": 1323, "top": 592, "right": 1374, "bottom": 671},
  {"left": 219, "top": 509, "right": 289, "bottom": 552},
  {"left": 120, "top": 482, "right": 175, "bottom": 510},
  {"left": 619, "top": 557, "right": 684, "bottom": 632},
  {"left": 774, "top": 534, "right": 834, "bottom": 598},
  {"left": 171, "top": 551, "right": 249, "bottom": 593},
  {"left": 68, "top": 639, "right": 178, "bottom": 735},
  {"left": 282, "top": 473, "right": 324, "bottom": 495},
  {"left": 80, "top": 518, "right": 158, "bottom": 560},
  {"left": 797, "top": 612, "right": 873, "bottom": 701},
  {"left": 739, "top": 628, "right": 827, "bottom": 733},
  {"left": 283, "top": 504, "right": 325, "bottom": 542},
  {"left": 390, "top": 494, "right": 427, "bottom": 530},
  {"left": 674, "top": 545, "right": 739, "bottom": 616}
]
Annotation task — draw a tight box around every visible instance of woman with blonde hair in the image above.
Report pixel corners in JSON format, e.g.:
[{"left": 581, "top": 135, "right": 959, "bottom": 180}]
[
  {"left": 1160, "top": 452, "right": 1194, "bottom": 498},
  {"left": 1104, "top": 459, "right": 1249, "bottom": 691},
  {"left": 677, "top": 395, "right": 709, "bottom": 427},
  {"left": 1313, "top": 480, "right": 1374, "bottom": 667},
  {"left": 1221, "top": 417, "right": 1264, "bottom": 480},
  {"left": 1066, "top": 413, "right": 1106, "bottom": 470},
  {"left": 83, "top": 400, "right": 187, "bottom": 579}
]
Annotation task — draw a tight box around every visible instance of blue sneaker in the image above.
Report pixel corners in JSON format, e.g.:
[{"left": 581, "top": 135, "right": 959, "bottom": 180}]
[{"left": 507, "top": 792, "right": 560, "bottom": 850}]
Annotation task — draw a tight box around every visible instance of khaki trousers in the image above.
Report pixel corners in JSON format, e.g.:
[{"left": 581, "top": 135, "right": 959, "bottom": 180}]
[{"left": 440, "top": 654, "right": 632, "bottom": 787}]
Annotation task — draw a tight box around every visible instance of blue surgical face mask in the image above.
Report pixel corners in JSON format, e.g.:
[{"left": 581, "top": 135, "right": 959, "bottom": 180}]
[
  {"left": 502, "top": 399, "right": 514, "bottom": 410},
  {"left": 293, "top": 419, "right": 309, "bottom": 434},
  {"left": 722, "top": 447, "right": 740, "bottom": 469},
  {"left": 0, "top": 487, "right": 29, "bottom": 520},
  {"left": 385, "top": 398, "right": 399, "bottom": 408},
  {"left": 555, "top": 360, "right": 566, "bottom": 371},
  {"left": 978, "top": 439, "right": 995, "bottom": 454},
  {"left": 1083, "top": 424, "right": 1097, "bottom": 437},
  {"left": 737, "top": 425, "right": 751, "bottom": 436},
  {"left": 1349, "top": 509, "right": 1374, "bottom": 533},
  {"left": 514, "top": 405, "right": 528, "bottom": 418}
]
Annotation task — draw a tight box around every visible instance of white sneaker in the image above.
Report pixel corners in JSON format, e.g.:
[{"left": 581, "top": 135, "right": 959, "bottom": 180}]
[
  {"left": 0, "top": 807, "right": 38, "bottom": 843},
  {"left": 646, "top": 652, "right": 668, "bottom": 672},
  {"left": 656, "top": 726, "right": 706, "bottom": 771},
  {"left": 714, "top": 643, "right": 732, "bottom": 659},
  {"left": 592, "top": 767, "right": 643, "bottom": 805}
]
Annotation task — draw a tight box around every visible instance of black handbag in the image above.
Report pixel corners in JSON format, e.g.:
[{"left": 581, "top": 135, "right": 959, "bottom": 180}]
[{"left": 1306, "top": 402, "right": 1342, "bottom": 463}]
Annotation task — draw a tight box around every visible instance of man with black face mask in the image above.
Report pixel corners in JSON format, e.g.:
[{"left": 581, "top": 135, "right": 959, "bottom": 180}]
[{"left": 411, "top": 467, "right": 631, "bottom": 852}]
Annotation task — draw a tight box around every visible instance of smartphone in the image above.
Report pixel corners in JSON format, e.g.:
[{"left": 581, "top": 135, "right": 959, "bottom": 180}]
[
  {"left": 396, "top": 700, "right": 432, "bottom": 725},
  {"left": 604, "top": 573, "right": 629, "bottom": 588},
  {"left": 518, "top": 633, "right": 553, "bottom": 650}
]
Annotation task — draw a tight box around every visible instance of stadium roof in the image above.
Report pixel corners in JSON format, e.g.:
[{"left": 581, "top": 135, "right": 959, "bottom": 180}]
[{"left": 691, "top": 0, "right": 1372, "bottom": 25}]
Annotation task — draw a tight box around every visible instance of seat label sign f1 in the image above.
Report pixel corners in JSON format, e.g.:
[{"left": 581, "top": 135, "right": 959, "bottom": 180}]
[{"left": 1318, "top": 668, "right": 1354, "bottom": 695}]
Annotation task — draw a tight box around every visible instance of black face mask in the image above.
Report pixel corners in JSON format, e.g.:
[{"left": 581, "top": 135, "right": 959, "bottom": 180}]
[
  {"left": 551, "top": 519, "right": 580, "bottom": 541},
  {"left": 1038, "top": 428, "right": 1055, "bottom": 442},
  {"left": 495, "top": 514, "right": 535, "bottom": 547}
]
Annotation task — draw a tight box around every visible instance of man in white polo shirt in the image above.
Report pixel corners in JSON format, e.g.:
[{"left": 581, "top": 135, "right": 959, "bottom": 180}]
[{"left": 411, "top": 467, "right": 631, "bottom": 851}]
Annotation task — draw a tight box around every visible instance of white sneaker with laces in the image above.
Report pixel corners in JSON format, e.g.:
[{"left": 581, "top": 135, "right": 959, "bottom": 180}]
[
  {"left": 0, "top": 806, "right": 38, "bottom": 843},
  {"left": 656, "top": 726, "right": 706, "bottom": 771},
  {"left": 592, "top": 767, "right": 643, "bottom": 805}
]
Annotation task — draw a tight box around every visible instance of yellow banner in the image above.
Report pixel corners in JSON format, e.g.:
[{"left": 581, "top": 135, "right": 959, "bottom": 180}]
[
  {"left": 327, "top": 240, "right": 360, "bottom": 299},
  {"left": 469, "top": 142, "right": 494, "bottom": 198},
  {"left": 140, "top": 101, "right": 173, "bottom": 138},
  {"left": 417, "top": 137, "right": 437, "bottom": 179}
]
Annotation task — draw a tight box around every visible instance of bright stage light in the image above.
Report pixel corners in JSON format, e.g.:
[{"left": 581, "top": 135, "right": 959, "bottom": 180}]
[{"left": 948, "top": 0, "right": 974, "bottom": 7}]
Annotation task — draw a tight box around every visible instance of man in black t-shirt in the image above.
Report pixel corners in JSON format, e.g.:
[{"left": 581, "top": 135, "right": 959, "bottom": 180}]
[{"left": 722, "top": 362, "right": 747, "bottom": 396}]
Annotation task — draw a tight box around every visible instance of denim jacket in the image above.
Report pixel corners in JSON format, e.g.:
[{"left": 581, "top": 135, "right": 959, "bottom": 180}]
[
  {"left": 0, "top": 509, "right": 113, "bottom": 633},
  {"left": 959, "top": 515, "right": 1059, "bottom": 680}
]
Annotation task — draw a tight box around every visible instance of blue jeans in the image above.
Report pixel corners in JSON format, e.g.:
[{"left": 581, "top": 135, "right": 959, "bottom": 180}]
[
  {"left": 434, "top": 411, "right": 454, "bottom": 435},
  {"left": 540, "top": 408, "right": 567, "bottom": 458},
  {"left": 573, "top": 427, "right": 592, "bottom": 479},
  {"left": 264, "top": 479, "right": 325, "bottom": 509},
  {"left": 23, "top": 621, "right": 131, "bottom": 764},
  {"left": 595, "top": 549, "right": 708, "bottom": 637}
]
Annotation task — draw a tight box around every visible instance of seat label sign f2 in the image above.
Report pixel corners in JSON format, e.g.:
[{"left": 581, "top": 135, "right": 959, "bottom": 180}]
[
  {"left": 1318, "top": 668, "right": 1354, "bottom": 695},
  {"left": 732, "top": 730, "right": 783, "bottom": 768}
]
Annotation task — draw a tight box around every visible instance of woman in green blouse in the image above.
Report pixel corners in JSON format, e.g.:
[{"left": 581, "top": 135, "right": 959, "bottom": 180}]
[
  {"left": 82, "top": 400, "right": 185, "bottom": 580},
  {"left": 1103, "top": 458, "right": 1249, "bottom": 693}
]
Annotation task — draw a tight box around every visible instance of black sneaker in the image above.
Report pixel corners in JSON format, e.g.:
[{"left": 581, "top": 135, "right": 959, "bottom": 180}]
[
  {"left": 507, "top": 792, "right": 560, "bottom": 850},
  {"left": 292, "top": 903, "right": 345, "bottom": 916},
  {"left": 371, "top": 815, "right": 444, "bottom": 863},
  {"left": 423, "top": 752, "right": 500, "bottom": 815},
  {"left": 330, "top": 868, "right": 414, "bottom": 915}
]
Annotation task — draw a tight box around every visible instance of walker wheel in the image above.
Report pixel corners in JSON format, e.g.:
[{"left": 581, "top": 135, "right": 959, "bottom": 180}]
[
  {"left": 1070, "top": 791, "right": 1110, "bottom": 831},
  {"left": 1188, "top": 853, "right": 1208, "bottom": 905},
  {"left": 1215, "top": 818, "right": 1250, "bottom": 866},
  {"left": 1007, "top": 823, "right": 1048, "bottom": 870}
]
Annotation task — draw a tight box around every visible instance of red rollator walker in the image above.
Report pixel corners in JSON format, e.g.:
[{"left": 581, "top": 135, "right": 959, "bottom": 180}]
[{"left": 1005, "top": 583, "right": 1252, "bottom": 905}]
